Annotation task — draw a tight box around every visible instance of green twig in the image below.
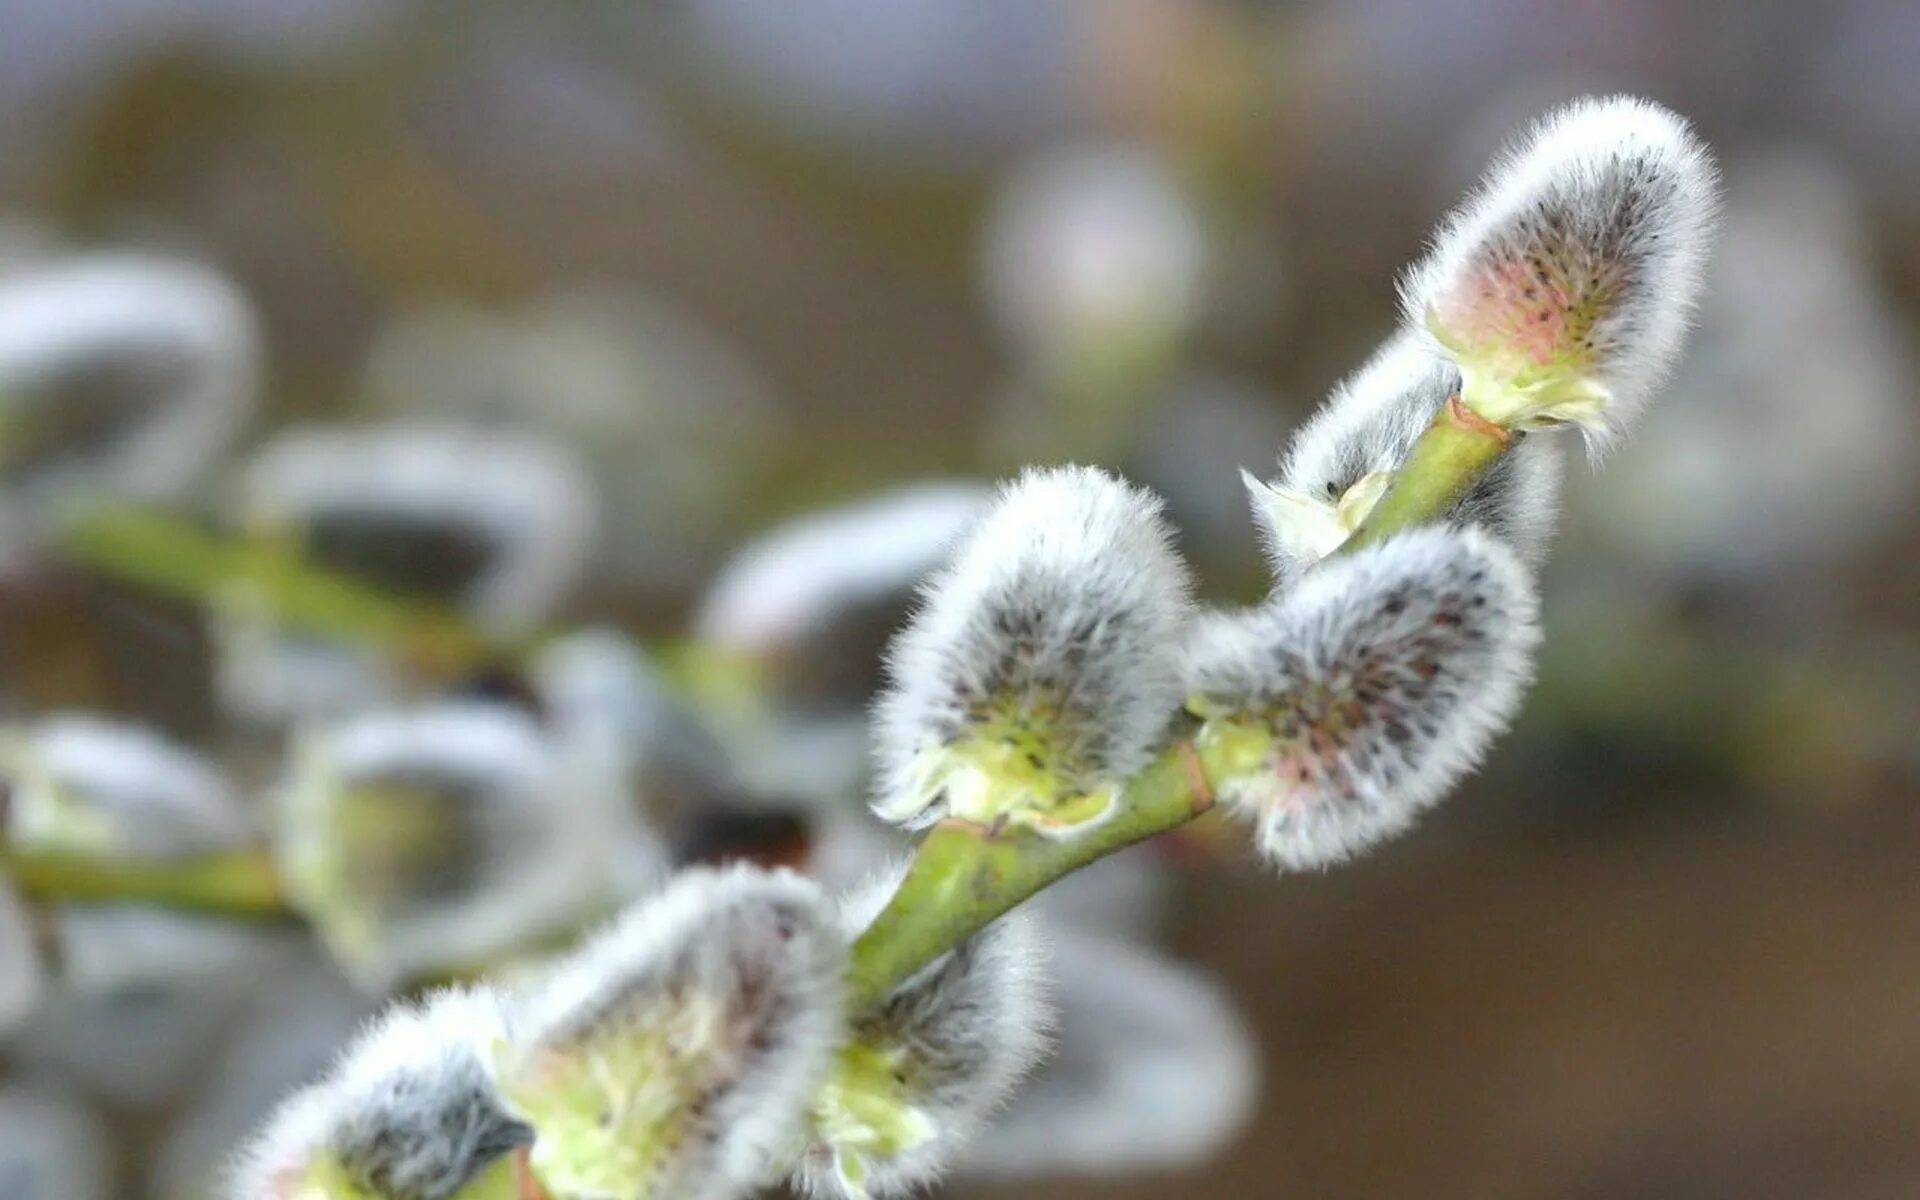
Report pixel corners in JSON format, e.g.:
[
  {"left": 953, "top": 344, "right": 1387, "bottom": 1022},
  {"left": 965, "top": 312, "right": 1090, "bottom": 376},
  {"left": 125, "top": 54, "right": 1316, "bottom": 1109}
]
[
  {"left": 52, "top": 501, "right": 501, "bottom": 670},
  {"left": 1343, "top": 395, "right": 1511, "bottom": 552},
  {"left": 846, "top": 745, "right": 1216, "bottom": 1010},
  {"left": 2, "top": 844, "right": 291, "bottom": 917}
]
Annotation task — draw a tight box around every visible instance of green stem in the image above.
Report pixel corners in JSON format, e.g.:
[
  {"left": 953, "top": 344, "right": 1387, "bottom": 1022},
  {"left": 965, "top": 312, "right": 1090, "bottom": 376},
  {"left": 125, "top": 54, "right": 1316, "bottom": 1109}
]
[
  {"left": 847, "top": 745, "right": 1215, "bottom": 1010},
  {"left": 2, "top": 844, "right": 291, "bottom": 917},
  {"left": 1342, "top": 395, "right": 1512, "bottom": 553},
  {"left": 52, "top": 501, "right": 501, "bottom": 669}
]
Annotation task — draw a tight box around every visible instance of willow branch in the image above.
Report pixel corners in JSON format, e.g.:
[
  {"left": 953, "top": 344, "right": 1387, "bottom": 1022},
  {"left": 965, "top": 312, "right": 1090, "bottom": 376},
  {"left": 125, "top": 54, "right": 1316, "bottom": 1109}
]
[{"left": 844, "top": 394, "right": 1521, "bottom": 1008}]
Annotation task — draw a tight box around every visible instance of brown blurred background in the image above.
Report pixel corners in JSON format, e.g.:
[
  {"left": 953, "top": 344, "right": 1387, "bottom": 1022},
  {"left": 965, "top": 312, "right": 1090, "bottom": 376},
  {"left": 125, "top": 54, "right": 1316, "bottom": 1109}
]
[{"left": 2, "top": 1, "right": 1918, "bottom": 1197}]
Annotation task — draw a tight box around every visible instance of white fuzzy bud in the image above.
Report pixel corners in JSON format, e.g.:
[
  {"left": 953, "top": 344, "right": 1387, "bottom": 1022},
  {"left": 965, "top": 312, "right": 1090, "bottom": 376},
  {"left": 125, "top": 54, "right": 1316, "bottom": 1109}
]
[
  {"left": 230, "top": 987, "right": 530, "bottom": 1200},
  {"left": 529, "top": 627, "right": 750, "bottom": 835},
  {"left": 361, "top": 287, "right": 777, "bottom": 589},
  {"left": 523, "top": 629, "right": 675, "bottom": 896},
  {"left": 531, "top": 628, "right": 675, "bottom": 746},
  {"left": 1186, "top": 527, "right": 1539, "bottom": 870},
  {"left": 695, "top": 483, "right": 990, "bottom": 660},
  {"left": 1401, "top": 95, "right": 1719, "bottom": 453},
  {"left": 1249, "top": 333, "right": 1563, "bottom": 581},
  {"left": 499, "top": 865, "right": 846, "bottom": 1200},
  {"left": 792, "top": 871, "right": 1052, "bottom": 1198},
  {"left": 873, "top": 467, "right": 1193, "bottom": 838},
  {"left": 694, "top": 483, "right": 992, "bottom": 791},
  {"left": 0, "top": 714, "right": 248, "bottom": 860},
  {"left": 236, "top": 423, "right": 596, "bottom": 633},
  {"left": 0, "top": 253, "right": 257, "bottom": 502},
  {"left": 272, "top": 701, "right": 628, "bottom": 990}
]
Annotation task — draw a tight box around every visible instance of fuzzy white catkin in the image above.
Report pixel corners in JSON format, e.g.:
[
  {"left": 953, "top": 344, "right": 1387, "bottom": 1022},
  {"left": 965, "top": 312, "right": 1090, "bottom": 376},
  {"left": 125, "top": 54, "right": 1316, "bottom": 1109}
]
[
  {"left": 213, "top": 600, "right": 400, "bottom": 729},
  {"left": 1250, "top": 332, "right": 1563, "bottom": 581},
  {"left": 1401, "top": 95, "right": 1720, "bottom": 454},
  {"left": 230, "top": 987, "right": 530, "bottom": 1200},
  {"left": 872, "top": 466, "right": 1194, "bottom": 829},
  {"left": 0, "top": 253, "right": 258, "bottom": 501},
  {"left": 791, "top": 869, "right": 1053, "bottom": 1199},
  {"left": 1, "top": 714, "right": 250, "bottom": 860},
  {"left": 220, "top": 424, "right": 597, "bottom": 728},
  {"left": 361, "top": 287, "right": 778, "bottom": 589},
  {"left": 505, "top": 865, "right": 846, "bottom": 1200},
  {"left": 237, "top": 423, "right": 596, "bottom": 633},
  {"left": 530, "top": 626, "right": 744, "bottom": 830},
  {"left": 272, "top": 700, "right": 628, "bottom": 991},
  {"left": 1187, "top": 526, "right": 1539, "bottom": 870},
  {"left": 694, "top": 483, "right": 995, "bottom": 806},
  {"left": 694, "top": 482, "right": 991, "bottom": 655}
]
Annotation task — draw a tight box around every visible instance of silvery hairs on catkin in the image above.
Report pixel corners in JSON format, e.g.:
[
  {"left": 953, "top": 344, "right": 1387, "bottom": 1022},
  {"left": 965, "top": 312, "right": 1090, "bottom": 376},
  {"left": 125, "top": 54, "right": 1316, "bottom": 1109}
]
[
  {"left": 503, "top": 864, "right": 846, "bottom": 1200},
  {"left": 229, "top": 987, "right": 529, "bottom": 1200},
  {"left": 1187, "top": 526, "right": 1540, "bottom": 871},
  {"left": 872, "top": 465, "right": 1194, "bottom": 829},
  {"left": 1402, "top": 95, "right": 1720, "bottom": 455}
]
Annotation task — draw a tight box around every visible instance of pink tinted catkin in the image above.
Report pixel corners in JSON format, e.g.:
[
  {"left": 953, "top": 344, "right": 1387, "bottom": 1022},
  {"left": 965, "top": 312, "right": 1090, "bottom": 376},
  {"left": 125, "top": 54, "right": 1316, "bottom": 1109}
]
[
  {"left": 1186, "top": 527, "right": 1539, "bottom": 870},
  {"left": 1402, "top": 95, "right": 1719, "bottom": 453}
]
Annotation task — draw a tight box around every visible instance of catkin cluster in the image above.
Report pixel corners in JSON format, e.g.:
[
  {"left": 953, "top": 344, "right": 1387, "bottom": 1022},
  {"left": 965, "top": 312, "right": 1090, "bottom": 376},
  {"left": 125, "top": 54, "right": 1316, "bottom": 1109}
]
[{"left": 225, "top": 94, "right": 1718, "bottom": 1200}]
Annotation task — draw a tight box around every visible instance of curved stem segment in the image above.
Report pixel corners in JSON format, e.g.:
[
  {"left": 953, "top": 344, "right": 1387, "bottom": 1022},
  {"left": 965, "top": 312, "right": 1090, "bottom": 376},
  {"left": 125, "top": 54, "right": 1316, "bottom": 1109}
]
[
  {"left": 1342, "top": 395, "right": 1511, "bottom": 554},
  {"left": 847, "top": 745, "right": 1215, "bottom": 1010},
  {"left": 2, "top": 844, "right": 290, "bottom": 917}
]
